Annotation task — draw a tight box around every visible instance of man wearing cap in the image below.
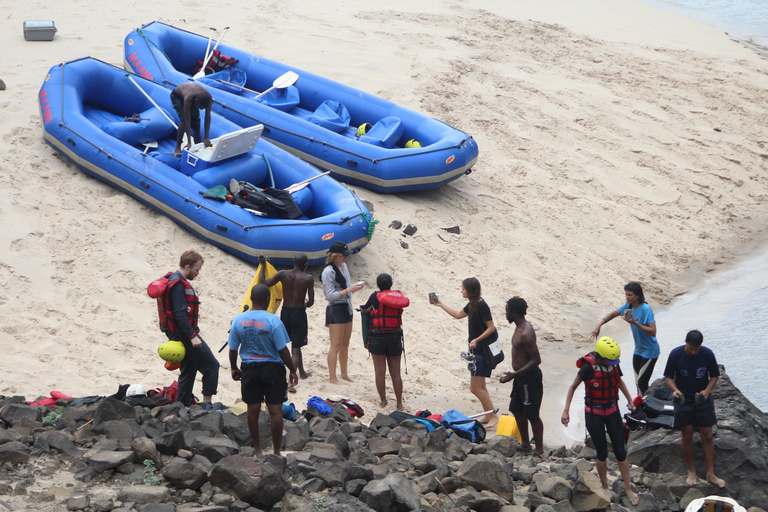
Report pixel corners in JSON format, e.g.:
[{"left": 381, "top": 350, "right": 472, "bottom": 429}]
[
  {"left": 259, "top": 253, "right": 314, "bottom": 389},
  {"left": 320, "top": 241, "right": 363, "bottom": 383},
  {"left": 664, "top": 330, "right": 725, "bottom": 488}
]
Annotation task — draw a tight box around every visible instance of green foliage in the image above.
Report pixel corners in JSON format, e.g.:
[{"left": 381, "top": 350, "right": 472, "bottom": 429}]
[
  {"left": 143, "top": 459, "right": 161, "bottom": 486},
  {"left": 42, "top": 406, "right": 64, "bottom": 425},
  {"left": 315, "top": 497, "right": 326, "bottom": 509}
]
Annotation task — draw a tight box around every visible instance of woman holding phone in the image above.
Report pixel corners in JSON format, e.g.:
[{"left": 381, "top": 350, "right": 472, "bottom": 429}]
[
  {"left": 432, "top": 277, "right": 498, "bottom": 426},
  {"left": 591, "top": 281, "right": 659, "bottom": 396},
  {"left": 321, "top": 241, "right": 363, "bottom": 383}
]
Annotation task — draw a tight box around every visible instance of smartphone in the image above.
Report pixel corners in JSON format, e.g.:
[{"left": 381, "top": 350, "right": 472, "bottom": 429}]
[
  {"left": 428, "top": 292, "right": 438, "bottom": 304},
  {"left": 357, "top": 281, "right": 364, "bottom": 286},
  {"left": 623, "top": 309, "right": 634, "bottom": 321}
]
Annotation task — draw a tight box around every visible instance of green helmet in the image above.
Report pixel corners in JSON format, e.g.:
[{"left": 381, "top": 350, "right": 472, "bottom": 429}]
[
  {"left": 356, "top": 123, "right": 372, "bottom": 137},
  {"left": 158, "top": 340, "right": 186, "bottom": 363},
  {"left": 405, "top": 139, "right": 421, "bottom": 148},
  {"left": 595, "top": 336, "right": 621, "bottom": 362}
]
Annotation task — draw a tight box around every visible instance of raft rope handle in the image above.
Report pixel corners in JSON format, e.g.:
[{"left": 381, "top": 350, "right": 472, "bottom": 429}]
[{"left": 136, "top": 27, "right": 173, "bottom": 84}]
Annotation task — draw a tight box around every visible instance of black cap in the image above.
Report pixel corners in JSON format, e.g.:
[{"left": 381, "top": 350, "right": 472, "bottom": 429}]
[{"left": 328, "top": 241, "right": 352, "bottom": 256}]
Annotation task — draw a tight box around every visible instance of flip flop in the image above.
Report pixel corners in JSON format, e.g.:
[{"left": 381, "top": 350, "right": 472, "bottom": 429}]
[{"left": 287, "top": 386, "right": 297, "bottom": 394}]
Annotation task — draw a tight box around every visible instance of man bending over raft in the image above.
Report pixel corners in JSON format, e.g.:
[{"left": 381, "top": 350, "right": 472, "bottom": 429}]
[{"left": 171, "top": 82, "right": 212, "bottom": 156}]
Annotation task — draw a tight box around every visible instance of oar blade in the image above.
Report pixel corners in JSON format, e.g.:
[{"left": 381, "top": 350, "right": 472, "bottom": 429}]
[{"left": 273, "top": 70, "right": 299, "bottom": 89}]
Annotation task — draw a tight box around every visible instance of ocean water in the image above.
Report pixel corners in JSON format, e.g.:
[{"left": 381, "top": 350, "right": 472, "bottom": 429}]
[
  {"left": 639, "top": 0, "right": 768, "bottom": 52},
  {"left": 611, "top": 246, "right": 768, "bottom": 412}
]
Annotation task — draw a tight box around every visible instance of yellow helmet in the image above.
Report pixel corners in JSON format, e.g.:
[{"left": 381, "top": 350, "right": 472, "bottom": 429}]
[
  {"left": 405, "top": 139, "right": 421, "bottom": 148},
  {"left": 158, "top": 340, "right": 186, "bottom": 363},
  {"left": 356, "top": 123, "right": 372, "bottom": 137},
  {"left": 595, "top": 336, "right": 621, "bottom": 362}
]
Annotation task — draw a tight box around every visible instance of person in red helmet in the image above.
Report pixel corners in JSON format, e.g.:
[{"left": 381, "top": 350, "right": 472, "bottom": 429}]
[{"left": 562, "top": 336, "right": 639, "bottom": 506}]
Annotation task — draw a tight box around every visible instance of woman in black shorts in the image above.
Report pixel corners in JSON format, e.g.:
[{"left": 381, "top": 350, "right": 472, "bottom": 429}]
[
  {"left": 363, "top": 273, "right": 410, "bottom": 410},
  {"left": 320, "top": 241, "right": 363, "bottom": 383},
  {"left": 432, "top": 277, "right": 498, "bottom": 426},
  {"left": 562, "top": 336, "right": 639, "bottom": 506}
]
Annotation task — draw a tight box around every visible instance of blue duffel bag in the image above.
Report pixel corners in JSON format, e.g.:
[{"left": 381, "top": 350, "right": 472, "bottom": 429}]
[{"left": 441, "top": 409, "right": 486, "bottom": 443}]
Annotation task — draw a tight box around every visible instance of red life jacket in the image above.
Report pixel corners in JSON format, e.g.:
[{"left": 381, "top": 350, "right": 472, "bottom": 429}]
[
  {"left": 577, "top": 352, "right": 621, "bottom": 416},
  {"left": 371, "top": 290, "right": 410, "bottom": 331},
  {"left": 148, "top": 271, "right": 199, "bottom": 338}
]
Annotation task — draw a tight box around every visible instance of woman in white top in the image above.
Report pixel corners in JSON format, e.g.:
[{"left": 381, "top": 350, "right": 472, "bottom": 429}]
[{"left": 320, "top": 241, "right": 363, "bottom": 383}]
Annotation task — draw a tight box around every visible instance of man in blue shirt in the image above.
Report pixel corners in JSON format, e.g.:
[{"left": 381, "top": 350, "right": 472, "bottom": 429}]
[
  {"left": 664, "top": 330, "right": 725, "bottom": 488},
  {"left": 229, "top": 284, "right": 298, "bottom": 455}
]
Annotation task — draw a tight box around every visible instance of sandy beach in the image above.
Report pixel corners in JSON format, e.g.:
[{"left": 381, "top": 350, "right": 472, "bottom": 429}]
[{"left": 2, "top": 0, "right": 768, "bottom": 448}]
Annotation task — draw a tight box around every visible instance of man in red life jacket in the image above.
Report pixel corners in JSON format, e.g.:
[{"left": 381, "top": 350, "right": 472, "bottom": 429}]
[
  {"left": 158, "top": 250, "right": 219, "bottom": 407},
  {"left": 259, "top": 254, "right": 315, "bottom": 386},
  {"left": 499, "top": 297, "right": 544, "bottom": 456},
  {"left": 362, "top": 273, "right": 409, "bottom": 410},
  {"left": 562, "top": 337, "right": 639, "bottom": 506}
]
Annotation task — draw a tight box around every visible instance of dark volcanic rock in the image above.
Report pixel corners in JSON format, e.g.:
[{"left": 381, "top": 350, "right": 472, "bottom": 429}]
[{"left": 208, "top": 454, "right": 290, "bottom": 509}]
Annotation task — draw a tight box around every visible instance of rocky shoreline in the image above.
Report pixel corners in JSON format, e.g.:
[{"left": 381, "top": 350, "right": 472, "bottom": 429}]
[{"left": 0, "top": 370, "right": 766, "bottom": 512}]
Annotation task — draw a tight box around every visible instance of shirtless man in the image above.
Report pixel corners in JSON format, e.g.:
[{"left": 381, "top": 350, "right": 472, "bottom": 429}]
[
  {"left": 170, "top": 82, "right": 212, "bottom": 156},
  {"left": 499, "top": 296, "right": 545, "bottom": 455},
  {"left": 260, "top": 254, "right": 314, "bottom": 386}
]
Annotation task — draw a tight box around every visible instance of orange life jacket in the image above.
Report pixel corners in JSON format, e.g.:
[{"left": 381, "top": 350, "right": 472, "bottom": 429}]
[
  {"left": 371, "top": 290, "right": 410, "bottom": 331},
  {"left": 578, "top": 352, "right": 621, "bottom": 416}
]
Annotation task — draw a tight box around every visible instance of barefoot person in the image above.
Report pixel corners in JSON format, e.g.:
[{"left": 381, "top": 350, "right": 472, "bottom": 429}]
[
  {"left": 228, "top": 284, "right": 298, "bottom": 456},
  {"left": 591, "top": 281, "right": 660, "bottom": 396},
  {"left": 664, "top": 330, "right": 725, "bottom": 488},
  {"left": 170, "top": 82, "right": 212, "bottom": 156},
  {"left": 362, "top": 273, "right": 409, "bottom": 410},
  {"left": 320, "top": 241, "right": 363, "bottom": 383},
  {"left": 499, "top": 297, "right": 544, "bottom": 455},
  {"left": 432, "top": 277, "right": 498, "bottom": 426},
  {"left": 260, "top": 254, "right": 314, "bottom": 389},
  {"left": 562, "top": 337, "right": 640, "bottom": 506}
]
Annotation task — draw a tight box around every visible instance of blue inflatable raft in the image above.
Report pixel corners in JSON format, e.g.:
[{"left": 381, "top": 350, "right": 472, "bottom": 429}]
[
  {"left": 123, "top": 22, "right": 479, "bottom": 193},
  {"left": 39, "top": 57, "right": 374, "bottom": 266}
]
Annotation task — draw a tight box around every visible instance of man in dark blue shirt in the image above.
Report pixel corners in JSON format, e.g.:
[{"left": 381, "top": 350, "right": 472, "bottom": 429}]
[{"left": 664, "top": 330, "right": 724, "bottom": 488}]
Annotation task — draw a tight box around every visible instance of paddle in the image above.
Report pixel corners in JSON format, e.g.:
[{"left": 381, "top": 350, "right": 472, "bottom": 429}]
[
  {"left": 468, "top": 408, "right": 499, "bottom": 419},
  {"left": 141, "top": 141, "right": 158, "bottom": 155},
  {"left": 196, "top": 27, "right": 216, "bottom": 80},
  {"left": 125, "top": 74, "right": 191, "bottom": 148},
  {"left": 285, "top": 171, "right": 331, "bottom": 194},
  {"left": 194, "top": 26, "right": 229, "bottom": 79},
  {"left": 254, "top": 71, "right": 299, "bottom": 99}
]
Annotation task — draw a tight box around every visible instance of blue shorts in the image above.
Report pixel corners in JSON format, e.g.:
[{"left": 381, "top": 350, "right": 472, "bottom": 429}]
[
  {"left": 470, "top": 354, "right": 492, "bottom": 378},
  {"left": 674, "top": 395, "right": 717, "bottom": 429}
]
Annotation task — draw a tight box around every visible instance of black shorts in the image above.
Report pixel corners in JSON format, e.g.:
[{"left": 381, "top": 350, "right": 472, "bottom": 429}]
[
  {"left": 674, "top": 395, "right": 717, "bottom": 429},
  {"left": 325, "top": 303, "right": 352, "bottom": 325},
  {"left": 281, "top": 307, "right": 308, "bottom": 348},
  {"left": 509, "top": 366, "right": 543, "bottom": 419},
  {"left": 470, "top": 354, "right": 492, "bottom": 378},
  {"left": 170, "top": 89, "right": 200, "bottom": 132},
  {"left": 240, "top": 362, "right": 286, "bottom": 405},
  {"left": 368, "top": 330, "right": 402, "bottom": 357}
]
